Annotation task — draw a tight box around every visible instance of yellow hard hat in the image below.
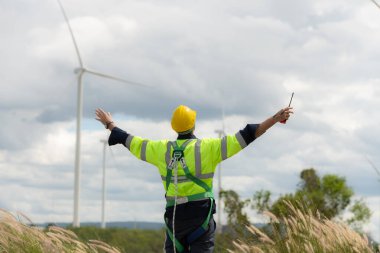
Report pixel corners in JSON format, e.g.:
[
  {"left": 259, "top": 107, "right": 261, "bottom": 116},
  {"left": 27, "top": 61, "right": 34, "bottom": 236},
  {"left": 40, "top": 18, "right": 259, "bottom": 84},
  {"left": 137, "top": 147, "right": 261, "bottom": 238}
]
[{"left": 171, "top": 105, "right": 197, "bottom": 134}]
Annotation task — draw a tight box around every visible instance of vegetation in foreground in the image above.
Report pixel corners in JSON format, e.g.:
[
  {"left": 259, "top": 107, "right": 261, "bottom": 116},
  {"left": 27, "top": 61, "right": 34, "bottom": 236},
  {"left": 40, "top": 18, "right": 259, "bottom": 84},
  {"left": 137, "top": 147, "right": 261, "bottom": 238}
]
[
  {"left": 0, "top": 168, "right": 377, "bottom": 252},
  {"left": 0, "top": 209, "right": 121, "bottom": 253},
  {"left": 69, "top": 226, "right": 165, "bottom": 253},
  {"left": 0, "top": 205, "right": 379, "bottom": 253},
  {"left": 227, "top": 201, "right": 379, "bottom": 253}
]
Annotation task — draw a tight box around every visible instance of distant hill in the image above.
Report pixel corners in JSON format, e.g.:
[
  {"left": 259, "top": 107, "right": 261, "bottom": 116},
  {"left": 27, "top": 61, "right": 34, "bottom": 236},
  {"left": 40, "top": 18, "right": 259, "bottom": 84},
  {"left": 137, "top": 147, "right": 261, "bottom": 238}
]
[
  {"left": 39, "top": 221, "right": 164, "bottom": 230},
  {"left": 37, "top": 221, "right": 267, "bottom": 231}
]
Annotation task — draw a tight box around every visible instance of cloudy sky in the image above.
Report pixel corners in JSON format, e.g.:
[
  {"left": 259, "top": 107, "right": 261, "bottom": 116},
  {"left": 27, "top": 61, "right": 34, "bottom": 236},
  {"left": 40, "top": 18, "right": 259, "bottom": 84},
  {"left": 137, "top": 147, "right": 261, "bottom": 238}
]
[{"left": 1, "top": 0, "right": 380, "bottom": 241}]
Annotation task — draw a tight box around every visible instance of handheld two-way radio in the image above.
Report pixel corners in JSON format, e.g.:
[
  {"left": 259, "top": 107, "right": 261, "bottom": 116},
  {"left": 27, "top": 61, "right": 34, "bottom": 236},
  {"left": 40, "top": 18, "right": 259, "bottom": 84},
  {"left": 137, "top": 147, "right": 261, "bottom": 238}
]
[{"left": 280, "top": 92, "right": 294, "bottom": 124}]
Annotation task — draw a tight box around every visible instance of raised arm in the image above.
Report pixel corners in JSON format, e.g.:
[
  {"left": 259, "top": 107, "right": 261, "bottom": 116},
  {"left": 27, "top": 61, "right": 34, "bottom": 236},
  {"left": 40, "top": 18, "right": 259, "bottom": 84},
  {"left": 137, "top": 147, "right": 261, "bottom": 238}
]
[
  {"left": 255, "top": 107, "right": 293, "bottom": 138},
  {"left": 95, "top": 108, "right": 165, "bottom": 167}
]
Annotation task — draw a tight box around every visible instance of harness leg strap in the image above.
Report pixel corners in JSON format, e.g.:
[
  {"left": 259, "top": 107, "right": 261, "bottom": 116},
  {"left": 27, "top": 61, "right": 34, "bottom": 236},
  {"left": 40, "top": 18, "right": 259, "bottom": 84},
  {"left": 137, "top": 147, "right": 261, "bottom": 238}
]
[
  {"left": 186, "top": 199, "right": 214, "bottom": 244},
  {"left": 165, "top": 219, "right": 185, "bottom": 252}
]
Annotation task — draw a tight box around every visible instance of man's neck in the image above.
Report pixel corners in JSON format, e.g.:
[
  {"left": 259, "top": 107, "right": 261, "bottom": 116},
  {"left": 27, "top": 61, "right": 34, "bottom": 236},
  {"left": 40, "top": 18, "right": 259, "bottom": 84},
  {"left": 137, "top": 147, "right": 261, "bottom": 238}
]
[{"left": 177, "top": 132, "right": 197, "bottom": 140}]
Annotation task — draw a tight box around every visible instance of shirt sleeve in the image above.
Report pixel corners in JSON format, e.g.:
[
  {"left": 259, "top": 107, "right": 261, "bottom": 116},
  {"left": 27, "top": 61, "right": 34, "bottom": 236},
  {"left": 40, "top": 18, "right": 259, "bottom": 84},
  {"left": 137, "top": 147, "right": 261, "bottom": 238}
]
[
  {"left": 108, "top": 127, "right": 129, "bottom": 146},
  {"left": 238, "top": 124, "right": 259, "bottom": 146}
]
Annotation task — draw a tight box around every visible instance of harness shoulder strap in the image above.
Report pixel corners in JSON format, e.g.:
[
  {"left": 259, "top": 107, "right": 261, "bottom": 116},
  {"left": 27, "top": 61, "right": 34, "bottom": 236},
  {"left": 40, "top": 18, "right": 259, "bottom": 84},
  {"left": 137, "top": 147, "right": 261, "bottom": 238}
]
[
  {"left": 166, "top": 139, "right": 211, "bottom": 192},
  {"left": 165, "top": 140, "right": 193, "bottom": 190}
]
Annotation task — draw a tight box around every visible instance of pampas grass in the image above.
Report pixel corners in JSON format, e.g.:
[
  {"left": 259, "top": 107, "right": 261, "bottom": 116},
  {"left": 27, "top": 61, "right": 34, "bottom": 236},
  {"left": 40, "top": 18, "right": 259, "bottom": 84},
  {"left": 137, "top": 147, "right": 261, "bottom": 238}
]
[
  {"left": 0, "top": 209, "right": 120, "bottom": 253},
  {"left": 228, "top": 202, "right": 378, "bottom": 253}
]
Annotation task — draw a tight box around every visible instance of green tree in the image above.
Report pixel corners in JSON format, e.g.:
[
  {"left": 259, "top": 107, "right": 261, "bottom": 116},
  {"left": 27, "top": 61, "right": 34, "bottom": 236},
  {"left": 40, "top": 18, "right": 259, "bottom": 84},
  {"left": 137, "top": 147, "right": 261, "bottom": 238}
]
[
  {"left": 220, "top": 190, "right": 250, "bottom": 227},
  {"left": 217, "top": 189, "right": 263, "bottom": 252},
  {"left": 251, "top": 190, "right": 271, "bottom": 213},
  {"left": 251, "top": 168, "right": 371, "bottom": 230},
  {"left": 346, "top": 198, "right": 372, "bottom": 232}
]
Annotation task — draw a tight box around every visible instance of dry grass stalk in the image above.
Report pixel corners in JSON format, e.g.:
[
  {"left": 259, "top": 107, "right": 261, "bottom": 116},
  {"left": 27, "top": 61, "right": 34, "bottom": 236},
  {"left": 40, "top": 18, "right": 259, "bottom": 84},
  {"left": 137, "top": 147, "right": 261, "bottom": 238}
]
[
  {"left": 0, "top": 209, "right": 120, "bottom": 253},
  {"left": 88, "top": 240, "right": 122, "bottom": 253},
  {"left": 262, "top": 211, "right": 279, "bottom": 224},
  {"left": 228, "top": 201, "right": 375, "bottom": 253},
  {"left": 250, "top": 245, "right": 265, "bottom": 253},
  {"left": 246, "top": 225, "right": 274, "bottom": 245}
]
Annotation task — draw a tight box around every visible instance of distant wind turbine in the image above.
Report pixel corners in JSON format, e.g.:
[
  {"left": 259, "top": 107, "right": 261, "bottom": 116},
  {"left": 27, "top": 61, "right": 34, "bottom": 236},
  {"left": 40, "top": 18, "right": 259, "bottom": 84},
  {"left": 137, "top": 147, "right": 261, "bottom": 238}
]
[
  {"left": 365, "top": 156, "right": 380, "bottom": 182},
  {"left": 56, "top": 0, "right": 150, "bottom": 227},
  {"left": 99, "top": 139, "right": 121, "bottom": 229},
  {"left": 100, "top": 139, "right": 107, "bottom": 229},
  {"left": 214, "top": 107, "right": 226, "bottom": 233}
]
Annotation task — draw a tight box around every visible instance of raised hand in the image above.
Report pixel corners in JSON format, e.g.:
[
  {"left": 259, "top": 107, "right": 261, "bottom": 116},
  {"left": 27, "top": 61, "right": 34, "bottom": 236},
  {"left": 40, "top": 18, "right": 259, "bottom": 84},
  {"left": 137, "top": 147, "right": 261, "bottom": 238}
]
[
  {"left": 95, "top": 108, "right": 114, "bottom": 129},
  {"left": 273, "top": 107, "right": 293, "bottom": 123}
]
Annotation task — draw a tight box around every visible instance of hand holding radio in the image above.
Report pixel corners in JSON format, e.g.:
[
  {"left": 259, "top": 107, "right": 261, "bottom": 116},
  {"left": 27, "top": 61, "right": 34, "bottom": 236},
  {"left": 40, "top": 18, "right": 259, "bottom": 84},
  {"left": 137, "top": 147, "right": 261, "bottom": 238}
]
[{"left": 279, "top": 92, "right": 294, "bottom": 124}]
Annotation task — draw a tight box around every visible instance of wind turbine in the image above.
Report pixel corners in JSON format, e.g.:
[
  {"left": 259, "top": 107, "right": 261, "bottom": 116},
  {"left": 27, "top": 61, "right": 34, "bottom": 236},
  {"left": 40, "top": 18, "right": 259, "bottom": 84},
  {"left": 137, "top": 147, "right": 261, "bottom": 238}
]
[
  {"left": 56, "top": 0, "right": 150, "bottom": 227},
  {"left": 370, "top": 0, "right": 380, "bottom": 9},
  {"left": 214, "top": 107, "right": 226, "bottom": 233},
  {"left": 364, "top": 156, "right": 380, "bottom": 245}
]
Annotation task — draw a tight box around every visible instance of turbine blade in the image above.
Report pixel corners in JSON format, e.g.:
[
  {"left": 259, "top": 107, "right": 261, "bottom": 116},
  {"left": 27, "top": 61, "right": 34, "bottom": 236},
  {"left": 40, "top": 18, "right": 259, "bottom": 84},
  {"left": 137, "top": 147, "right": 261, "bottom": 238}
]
[
  {"left": 85, "top": 69, "right": 152, "bottom": 88},
  {"left": 370, "top": 0, "right": 380, "bottom": 9},
  {"left": 56, "top": 0, "right": 84, "bottom": 68},
  {"left": 365, "top": 156, "right": 380, "bottom": 177}
]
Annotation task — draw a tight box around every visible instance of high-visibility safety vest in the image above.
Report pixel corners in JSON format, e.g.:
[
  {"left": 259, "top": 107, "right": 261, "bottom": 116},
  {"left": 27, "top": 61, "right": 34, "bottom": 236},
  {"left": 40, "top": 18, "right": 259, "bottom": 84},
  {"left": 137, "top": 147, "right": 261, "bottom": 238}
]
[{"left": 125, "top": 132, "right": 248, "bottom": 204}]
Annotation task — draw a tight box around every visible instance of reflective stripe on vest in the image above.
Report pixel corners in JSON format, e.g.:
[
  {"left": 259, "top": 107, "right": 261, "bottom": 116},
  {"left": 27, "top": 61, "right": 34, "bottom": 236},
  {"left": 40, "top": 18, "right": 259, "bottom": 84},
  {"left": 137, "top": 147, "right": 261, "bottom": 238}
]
[
  {"left": 195, "top": 140, "right": 202, "bottom": 176},
  {"left": 161, "top": 173, "right": 214, "bottom": 183}
]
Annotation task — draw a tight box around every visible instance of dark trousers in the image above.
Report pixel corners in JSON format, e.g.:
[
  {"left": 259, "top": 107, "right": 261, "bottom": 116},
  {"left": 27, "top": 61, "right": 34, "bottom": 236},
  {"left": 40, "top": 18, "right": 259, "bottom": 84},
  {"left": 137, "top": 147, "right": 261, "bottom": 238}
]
[{"left": 164, "top": 217, "right": 216, "bottom": 253}]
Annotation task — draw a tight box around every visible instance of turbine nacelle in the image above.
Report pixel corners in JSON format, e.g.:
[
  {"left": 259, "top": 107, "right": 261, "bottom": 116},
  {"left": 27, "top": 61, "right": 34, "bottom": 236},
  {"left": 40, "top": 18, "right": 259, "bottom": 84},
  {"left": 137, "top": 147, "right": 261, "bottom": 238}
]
[{"left": 74, "top": 67, "right": 85, "bottom": 74}]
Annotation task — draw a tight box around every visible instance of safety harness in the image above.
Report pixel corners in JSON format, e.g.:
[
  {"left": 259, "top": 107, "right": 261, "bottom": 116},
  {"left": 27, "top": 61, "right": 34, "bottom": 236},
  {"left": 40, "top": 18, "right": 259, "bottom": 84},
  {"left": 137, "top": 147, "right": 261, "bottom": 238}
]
[{"left": 164, "top": 140, "right": 214, "bottom": 253}]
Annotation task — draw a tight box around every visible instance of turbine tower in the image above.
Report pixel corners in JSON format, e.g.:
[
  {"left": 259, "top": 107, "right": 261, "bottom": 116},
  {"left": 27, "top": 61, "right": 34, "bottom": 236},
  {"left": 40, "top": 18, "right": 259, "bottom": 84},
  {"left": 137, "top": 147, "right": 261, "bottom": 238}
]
[
  {"left": 214, "top": 107, "right": 226, "bottom": 233},
  {"left": 56, "top": 0, "right": 149, "bottom": 227},
  {"left": 100, "top": 139, "right": 107, "bottom": 229}
]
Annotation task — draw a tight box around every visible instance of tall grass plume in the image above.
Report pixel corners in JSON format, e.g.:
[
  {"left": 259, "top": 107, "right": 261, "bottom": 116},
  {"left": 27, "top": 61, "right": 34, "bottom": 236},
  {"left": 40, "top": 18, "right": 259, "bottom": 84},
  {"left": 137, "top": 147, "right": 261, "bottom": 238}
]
[
  {"left": 228, "top": 202, "right": 378, "bottom": 253},
  {"left": 0, "top": 209, "right": 120, "bottom": 253}
]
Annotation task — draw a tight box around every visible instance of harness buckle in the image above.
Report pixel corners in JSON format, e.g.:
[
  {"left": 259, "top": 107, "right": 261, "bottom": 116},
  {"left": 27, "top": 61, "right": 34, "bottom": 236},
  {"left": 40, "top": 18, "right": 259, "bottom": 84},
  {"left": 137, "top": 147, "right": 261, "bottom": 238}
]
[
  {"left": 167, "top": 149, "right": 184, "bottom": 170},
  {"left": 167, "top": 159, "right": 176, "bottom": 170},
  {"left": 179, "top": 157, "right": 186, "bottom": 168},
  {"left": 173, "top": 149, "right": 184, "bottom": 160},
  {"left": 176, "top": 196, "right": 188, "bottom": 205}
]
